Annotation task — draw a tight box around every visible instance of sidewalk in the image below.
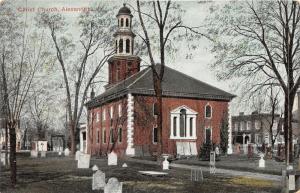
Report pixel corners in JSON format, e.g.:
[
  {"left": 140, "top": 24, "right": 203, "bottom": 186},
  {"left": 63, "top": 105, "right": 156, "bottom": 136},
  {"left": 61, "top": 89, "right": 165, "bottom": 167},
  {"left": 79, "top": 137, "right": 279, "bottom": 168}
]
[{"left": 126, "top": 156, "right": 282, "bottom": 182}]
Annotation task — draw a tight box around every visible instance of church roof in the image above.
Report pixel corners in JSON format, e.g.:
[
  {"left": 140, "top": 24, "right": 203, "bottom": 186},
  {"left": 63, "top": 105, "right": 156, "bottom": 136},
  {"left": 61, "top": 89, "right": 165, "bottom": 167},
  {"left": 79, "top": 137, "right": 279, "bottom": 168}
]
[{"left": 86, "top": 65, "right": 235, "bottom": 108}]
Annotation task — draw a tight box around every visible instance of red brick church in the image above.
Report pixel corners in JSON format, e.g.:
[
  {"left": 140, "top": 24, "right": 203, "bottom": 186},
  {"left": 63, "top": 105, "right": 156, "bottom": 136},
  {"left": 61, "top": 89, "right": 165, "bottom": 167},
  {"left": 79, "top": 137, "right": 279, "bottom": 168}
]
[{"left": 85, "top": 5, "right": 234, "bottom": 157}]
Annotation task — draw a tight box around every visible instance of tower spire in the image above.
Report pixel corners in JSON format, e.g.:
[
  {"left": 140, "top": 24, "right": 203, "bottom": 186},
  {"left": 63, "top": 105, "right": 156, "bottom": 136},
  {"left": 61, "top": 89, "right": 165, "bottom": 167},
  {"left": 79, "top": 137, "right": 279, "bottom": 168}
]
[{"left": 106, "top": 4, "right": 141, "bottom": 88}]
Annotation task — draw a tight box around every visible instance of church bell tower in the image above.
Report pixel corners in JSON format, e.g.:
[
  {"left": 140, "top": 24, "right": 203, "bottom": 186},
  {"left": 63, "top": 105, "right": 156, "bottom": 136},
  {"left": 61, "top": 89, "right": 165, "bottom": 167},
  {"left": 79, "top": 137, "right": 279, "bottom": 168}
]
[{"left": 107, "top": 4, "right": 141, "bottom": 88}]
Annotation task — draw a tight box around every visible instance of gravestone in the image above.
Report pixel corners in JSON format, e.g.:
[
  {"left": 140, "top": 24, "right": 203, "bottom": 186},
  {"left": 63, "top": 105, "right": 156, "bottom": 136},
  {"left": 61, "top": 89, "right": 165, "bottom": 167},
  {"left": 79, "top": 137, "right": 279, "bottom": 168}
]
[
  {"left": 75, "top": 151, "right": 81, "bottom": 160},
  {"left": 104, "top": 177, "right": 122, "bottom": 193},
  {"left": 64, "top": 148, "right": 70, "bottom": 157},
  {"left": 289, "top": 175, "right": 296, "bottom": 190},
  {"left": 77, "top": 153, "right": 91, "bottom": 169},
  {"left": 162, "top": 155, "right": 169, "bottom": 170},
  {"left": 92, "top": 165, "right": 99, "bottom": 171},
  {"left": 31, "top": 150, "right": 38, "bottom": 158},
  {"left": 122, "top": 163, "right": 128, "bottom": 168},
  {"left": 210, "top": 151, "right": 216, "bottom": 174},
  {"left": 0, "top": 153, "right": 7, "bottom": 166},
  {"left": 58, "top": 151, "right": 62, "bottom": 156},
  {"left": 41, "top": 151, "right": 46, "bottom": 158},
  {"left": 258, "top": 154, "right": 265, "bottom": 168},
  {"left": 191, "top": 168, "right": 203, "bottom": 182},
  {"left": 108, "top": 152, "right": 117, "bottom": 166},
  {"left": 92, "top": 170, "right": 105, "bottom": 190}
]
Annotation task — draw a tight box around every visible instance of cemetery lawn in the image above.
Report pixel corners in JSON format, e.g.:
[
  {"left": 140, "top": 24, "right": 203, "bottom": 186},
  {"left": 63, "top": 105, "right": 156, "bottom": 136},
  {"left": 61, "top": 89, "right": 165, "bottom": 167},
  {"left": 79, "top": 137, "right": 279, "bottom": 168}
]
[{"left": 0, "top": 156, "right": 281, "bottom": 193}]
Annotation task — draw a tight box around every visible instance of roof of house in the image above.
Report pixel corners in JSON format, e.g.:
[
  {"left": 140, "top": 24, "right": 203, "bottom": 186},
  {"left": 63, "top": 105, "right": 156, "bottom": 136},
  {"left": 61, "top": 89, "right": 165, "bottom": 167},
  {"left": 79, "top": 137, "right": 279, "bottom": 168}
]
[{"left": 86, "top": 65, "right": 235, "bottom": 108}]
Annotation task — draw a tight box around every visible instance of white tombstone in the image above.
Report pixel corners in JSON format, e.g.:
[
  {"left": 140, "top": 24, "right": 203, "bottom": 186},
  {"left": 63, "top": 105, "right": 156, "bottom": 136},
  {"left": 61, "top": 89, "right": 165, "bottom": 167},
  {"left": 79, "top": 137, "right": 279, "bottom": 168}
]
[
  {"left": 37, "top": 141, "right": 48, "bottom": 152},
  {"left": 104, "top": 177, "right": 122, "bottom": 193},
  {"left": 108, "top": 152, "right": 117, "bottom": 166},
  {"left": 75, "top": 151, "right": 81, "bottom": 160},
  {"left": 92, "top": 165, "right": 99, "bottom": 171},
  {"left": 41, "top": 151, "right": 46, "bottom": 158},
  {"left": 64, "top": 148, "right": 70, "bottom": 157},
  {"left": 0, "top": 153, "right": 7, "bottom": 166},
  {"left": 78, "top": 153, "right": 91, "bottom": 169},
  {"left": 210, "top": 151, "right": 216, "bottom": 174},
  {"left": 58, "top": 151, "right": 62, "bottom": 156},
  {"left": 122, "top": 163, "right": 128, "bottom": 168},
  {"left": 93, "top": 170, "right": 106, "bottom": 190},
  {"left": 162, "top": 155, "right": 169, "bottom": 170},
  {"left": 289, "top": 174, "right": 296, "bottom": 190},
  {"left": 258, "top": 154, "right": 265, "bottom": 168},
  {"left": 31, "top": 150, "right": 38, "bottom": 158}
]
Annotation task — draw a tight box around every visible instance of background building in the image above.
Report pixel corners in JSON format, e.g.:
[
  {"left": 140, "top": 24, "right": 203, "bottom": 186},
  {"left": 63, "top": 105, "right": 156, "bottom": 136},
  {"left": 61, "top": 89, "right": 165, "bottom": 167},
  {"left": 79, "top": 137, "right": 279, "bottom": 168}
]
[{"left": 232, "top": 112, "right": 284, "bottom": 150}]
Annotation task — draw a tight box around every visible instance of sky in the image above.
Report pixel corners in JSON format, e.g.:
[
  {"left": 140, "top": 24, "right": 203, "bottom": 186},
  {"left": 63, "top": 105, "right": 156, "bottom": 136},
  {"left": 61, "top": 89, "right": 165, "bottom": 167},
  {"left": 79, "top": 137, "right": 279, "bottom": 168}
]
[{"left": 10, "top": 0, "right": 241, "bottom": 115}]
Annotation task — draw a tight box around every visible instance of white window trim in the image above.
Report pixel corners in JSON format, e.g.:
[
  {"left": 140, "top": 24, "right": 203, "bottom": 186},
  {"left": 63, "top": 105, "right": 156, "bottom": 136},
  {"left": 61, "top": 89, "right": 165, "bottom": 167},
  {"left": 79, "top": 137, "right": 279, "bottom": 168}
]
[
  {"left": 110, "top": 106, "right": 114, "bottom": 119},
  {"left": 234, "top": 122, "right": 238, "bottom": 131},
  {"left": 118, "top": 104, "right": 122, "bottom": 117},
  {"left": 255, "top": 120, "right": 260, "bottom": 130},
  {"left": 205, "top": 127, "right": 213, "bottom": 143},
  {"left": 96, "top": 112, "right": 100, "bottom": 122},
  {"left": 102, "top": 108, "right": 106, "bottom": 121},
  {"left": 205, "top": 104, "right": 212, "bottom": 119},
  {"left": 247, "top": 121, "right": 251, "bottom": 130},
  {"left": 170, "top": 106, "right": 197, "bottom": 140}
]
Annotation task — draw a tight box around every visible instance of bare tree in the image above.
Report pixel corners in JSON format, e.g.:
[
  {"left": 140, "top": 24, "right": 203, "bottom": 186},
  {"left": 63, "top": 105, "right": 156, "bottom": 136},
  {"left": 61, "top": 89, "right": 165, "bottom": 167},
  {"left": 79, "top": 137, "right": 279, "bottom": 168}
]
[
  {"left": 0, "top": 1, "right": 50, "bottom": 186},
  {"left": 136, "top": 0, "right": 207, "bottom": 155},
  {"left": 208, "top": 1, "right": 300, "bottom": 163},
  {"left": 36, "top": 3, "right": 116, "bottom": 154}
]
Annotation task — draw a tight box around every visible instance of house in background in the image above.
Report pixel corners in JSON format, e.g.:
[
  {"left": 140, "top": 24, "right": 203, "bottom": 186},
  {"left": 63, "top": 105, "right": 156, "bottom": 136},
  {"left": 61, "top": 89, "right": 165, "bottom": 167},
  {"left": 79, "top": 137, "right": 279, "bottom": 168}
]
[
  {"left": 85, "top": 4, "right": 235, "bottom": 157},
  {"left": 232, "top": 111, "right": 284, "bottom": 154},
  {"left": 293, "top": 91, "right": 300, "bottom": 143}
]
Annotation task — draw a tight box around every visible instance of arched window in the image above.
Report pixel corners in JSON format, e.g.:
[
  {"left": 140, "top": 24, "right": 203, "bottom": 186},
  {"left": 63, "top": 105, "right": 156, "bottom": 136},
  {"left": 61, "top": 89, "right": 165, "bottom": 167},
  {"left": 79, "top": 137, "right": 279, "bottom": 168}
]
[
  {"left": 205, "top": 104, "right": 212, "bottom": 118},
  {"left": 121, "top": 18, "right": 124, "bottom": 27},
  {"left": 119, "top": 39, "right": 123, "bottom": 53},
  {"left": 125, "top": 18, "right": 129, "bottom": 27},
  {"left": 126, "top": 39, "right": 130, "bottom": 53},
  {"left": 180, "top": 109, "right": 186, "bottom": 137}
]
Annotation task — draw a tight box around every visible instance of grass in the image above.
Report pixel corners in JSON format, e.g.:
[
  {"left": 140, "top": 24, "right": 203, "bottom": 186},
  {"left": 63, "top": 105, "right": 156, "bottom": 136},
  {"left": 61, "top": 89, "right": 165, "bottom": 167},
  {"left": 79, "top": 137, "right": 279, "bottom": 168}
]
[{"left": 0, "top": 156, "right": 281, "bottom": 193}]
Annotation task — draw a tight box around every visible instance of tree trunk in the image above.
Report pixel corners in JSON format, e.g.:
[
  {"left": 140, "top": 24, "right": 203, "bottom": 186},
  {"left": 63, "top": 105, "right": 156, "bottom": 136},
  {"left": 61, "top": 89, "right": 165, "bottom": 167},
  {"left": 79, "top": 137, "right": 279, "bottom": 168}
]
[
  {"left": 8, "top": 121, "right": 16, "bottom": 187},
  {"left": 154, "top": 79, "right": 163, "bottom": 155},
  {"left": 70, "top": 121, "right": 76, "bottom": 155},
  {"left": 284, "top": 94, "right": 295, "bottom": 163},
  {"left": 5, "top": 124, "right": 8, "bottom": 167}
]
